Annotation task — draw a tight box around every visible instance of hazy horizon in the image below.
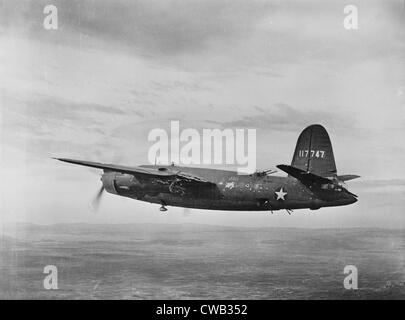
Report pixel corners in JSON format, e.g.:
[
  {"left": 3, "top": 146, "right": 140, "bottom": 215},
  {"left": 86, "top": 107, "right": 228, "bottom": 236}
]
[
  {"left": 3, "top": 220, "right": 403, "bottom": 230},
  {"left": 1, "top": 223, "right": 404, "bottom": 299}
]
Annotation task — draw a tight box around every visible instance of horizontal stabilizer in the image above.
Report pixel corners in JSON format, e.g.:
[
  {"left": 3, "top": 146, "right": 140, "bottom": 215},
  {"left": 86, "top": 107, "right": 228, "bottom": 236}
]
[
  {"left": 276, "top": 164, "right": 332, "bottom": 185},
  {"left": 278, "top": 164, "right": 359, "bottom": 199},
  {"left": 337, "top": 174, "right": 360, "bottom": 182}
]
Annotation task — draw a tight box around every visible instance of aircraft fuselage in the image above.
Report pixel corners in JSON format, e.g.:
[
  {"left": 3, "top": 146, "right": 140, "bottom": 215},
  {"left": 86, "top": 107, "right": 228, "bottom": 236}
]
[{"left": 101, "top": 165, "right": 357, "bottom": 211}]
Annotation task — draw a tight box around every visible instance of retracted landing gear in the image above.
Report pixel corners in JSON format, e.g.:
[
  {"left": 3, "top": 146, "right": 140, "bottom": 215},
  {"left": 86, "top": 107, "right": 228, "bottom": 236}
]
[
  {"left": 160, "top": 200, "right": 168, "bottom": 212},
  {"left": 285, "top": 208, "right": 293, "bottom": 215}
]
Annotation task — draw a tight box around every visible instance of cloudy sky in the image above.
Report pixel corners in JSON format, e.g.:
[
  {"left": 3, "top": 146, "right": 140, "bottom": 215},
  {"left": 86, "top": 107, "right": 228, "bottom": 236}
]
[{"left": 0, "top": 0, "right": 404, "bottom": 228}]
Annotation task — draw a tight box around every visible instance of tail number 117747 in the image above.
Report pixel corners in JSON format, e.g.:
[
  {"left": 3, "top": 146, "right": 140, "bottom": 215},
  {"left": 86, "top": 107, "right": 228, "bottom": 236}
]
[{"left": 298, "top": 150, "right": 325, "bottom": 158}]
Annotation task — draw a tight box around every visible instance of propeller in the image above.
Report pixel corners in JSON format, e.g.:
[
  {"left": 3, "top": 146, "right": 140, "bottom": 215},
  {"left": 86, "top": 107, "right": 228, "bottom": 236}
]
[{"left": 89, "top": 184, "right": 105, "bottom": 212}]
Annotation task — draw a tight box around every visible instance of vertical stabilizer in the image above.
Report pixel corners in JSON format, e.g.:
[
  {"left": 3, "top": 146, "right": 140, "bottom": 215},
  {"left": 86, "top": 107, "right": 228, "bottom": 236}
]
[{"left": 291, "top": 124, "right": 337, "bottom": 178}]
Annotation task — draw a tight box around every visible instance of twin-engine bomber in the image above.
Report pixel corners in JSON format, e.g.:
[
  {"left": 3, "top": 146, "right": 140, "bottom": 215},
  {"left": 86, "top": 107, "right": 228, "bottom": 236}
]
[{"left": 56, "top": 124, "right": 359, "bottom": 213}]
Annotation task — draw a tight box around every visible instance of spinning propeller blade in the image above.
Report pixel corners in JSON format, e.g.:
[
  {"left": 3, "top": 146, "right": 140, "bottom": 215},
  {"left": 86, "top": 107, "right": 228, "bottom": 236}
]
[{"left": 90, "top": 184, "right": 105, "bottom": 212}]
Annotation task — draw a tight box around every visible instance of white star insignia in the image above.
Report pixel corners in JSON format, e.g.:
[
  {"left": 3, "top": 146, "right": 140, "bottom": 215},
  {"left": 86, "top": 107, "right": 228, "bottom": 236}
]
[{"left": 275, "top": 188, "right": 287, "bottom": 201}]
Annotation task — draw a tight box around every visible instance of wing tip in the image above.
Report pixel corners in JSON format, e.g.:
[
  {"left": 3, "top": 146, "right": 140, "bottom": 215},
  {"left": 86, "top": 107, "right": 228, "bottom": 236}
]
[
  {"left": 53, "top": 157, "right": 74, "bottom": 163},
  {"left": 276, "top": 164, "right": 287, "bottom": 170}
]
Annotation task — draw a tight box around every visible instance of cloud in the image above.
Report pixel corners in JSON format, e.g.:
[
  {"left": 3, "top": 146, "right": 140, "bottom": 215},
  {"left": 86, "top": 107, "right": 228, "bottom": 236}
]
[
  {"left": 1, "top": 91, "right": 137, "bottom": 135},
  {"left": 352, "top": 179, "right": 405, "bottom": 194},
  {"left": 0, "top": 0, "right": 274, "bottom": 57},
  {"left": 0, "top": 91, "right": 149, "bottom": 162},
  {"left": 206, "top": 102, "right": 356, "bottom": 131},
  {"left": 3, "top": 0, "right": 403, "bottom": 70}
]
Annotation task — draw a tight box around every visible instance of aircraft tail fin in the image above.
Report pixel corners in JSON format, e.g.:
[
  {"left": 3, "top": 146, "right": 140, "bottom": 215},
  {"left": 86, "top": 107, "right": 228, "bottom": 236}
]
[{"left": 291, "top": 124, "right": 337, "bottom": 178}]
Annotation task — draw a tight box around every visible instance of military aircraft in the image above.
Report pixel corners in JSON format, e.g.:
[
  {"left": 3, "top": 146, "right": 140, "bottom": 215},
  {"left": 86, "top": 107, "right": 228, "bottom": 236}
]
[{"left": 56, "top": 124, "right": 359, "bottom": 214}]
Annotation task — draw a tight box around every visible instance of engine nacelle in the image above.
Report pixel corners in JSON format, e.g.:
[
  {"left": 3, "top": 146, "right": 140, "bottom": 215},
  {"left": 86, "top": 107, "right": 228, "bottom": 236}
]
[{"left": 101, "top": 171, "right": 141, "bottom": 195}]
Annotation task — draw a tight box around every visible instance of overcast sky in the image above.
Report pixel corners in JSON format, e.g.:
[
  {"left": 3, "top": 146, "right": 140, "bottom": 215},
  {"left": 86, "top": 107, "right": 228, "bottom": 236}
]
[{"left": 0, "top": 0, "right": 404, "bottom": 228}]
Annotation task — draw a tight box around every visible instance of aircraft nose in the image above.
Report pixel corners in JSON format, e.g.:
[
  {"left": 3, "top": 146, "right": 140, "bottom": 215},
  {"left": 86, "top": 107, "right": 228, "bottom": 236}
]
[
  {"left": 344, "top": 192, "right": 358, "bottom": 205},
  {"left": 342, "top": 188, "right": 358, "bottom": 205}
]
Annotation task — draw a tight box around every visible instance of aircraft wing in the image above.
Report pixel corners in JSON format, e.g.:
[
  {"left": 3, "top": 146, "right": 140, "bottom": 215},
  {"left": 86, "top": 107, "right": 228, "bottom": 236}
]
[{"left": 55, "top": 158, "right": 214, "bottom": 185}]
